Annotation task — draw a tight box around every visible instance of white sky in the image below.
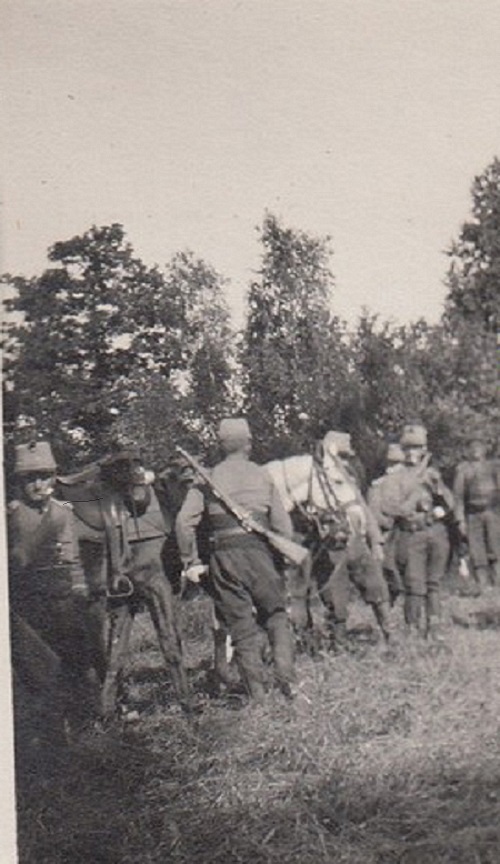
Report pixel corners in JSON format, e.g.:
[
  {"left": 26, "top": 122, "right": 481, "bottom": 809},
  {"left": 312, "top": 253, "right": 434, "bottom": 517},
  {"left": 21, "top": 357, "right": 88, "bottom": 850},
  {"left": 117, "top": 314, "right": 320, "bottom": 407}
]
[{"left": 2, "top": 0, "right": 500, "bottom": 327}]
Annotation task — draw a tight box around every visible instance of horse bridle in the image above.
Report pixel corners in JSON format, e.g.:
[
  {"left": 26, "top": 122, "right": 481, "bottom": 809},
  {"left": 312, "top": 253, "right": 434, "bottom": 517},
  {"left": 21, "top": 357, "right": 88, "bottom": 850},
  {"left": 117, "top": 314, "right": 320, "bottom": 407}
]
[{"left": 281, "top": 454, "right": 348, "bottom": 562}]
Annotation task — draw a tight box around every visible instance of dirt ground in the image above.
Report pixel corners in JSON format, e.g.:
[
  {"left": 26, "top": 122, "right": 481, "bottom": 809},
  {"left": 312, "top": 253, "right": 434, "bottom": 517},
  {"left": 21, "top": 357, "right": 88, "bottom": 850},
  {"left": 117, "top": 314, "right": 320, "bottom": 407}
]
[{"left": 12, "top": 585, "right": 500, "bottom": 863}]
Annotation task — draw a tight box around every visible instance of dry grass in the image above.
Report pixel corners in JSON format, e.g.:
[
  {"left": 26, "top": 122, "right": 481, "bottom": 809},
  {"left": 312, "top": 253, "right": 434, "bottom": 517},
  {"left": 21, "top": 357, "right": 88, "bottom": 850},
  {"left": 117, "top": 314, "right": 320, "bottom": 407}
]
[{"left": 13, "top": 587, "right": 500, "bottom": 864}]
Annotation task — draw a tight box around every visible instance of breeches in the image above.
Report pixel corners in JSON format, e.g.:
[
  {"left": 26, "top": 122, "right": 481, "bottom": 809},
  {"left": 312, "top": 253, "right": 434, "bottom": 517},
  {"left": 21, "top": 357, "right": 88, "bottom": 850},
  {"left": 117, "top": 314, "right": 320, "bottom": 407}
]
[
  {"left": 397, "top": 522, "right": 449, "bottom": 596},
  {"left": 317, "top": 534, "right": 389, "bottom": 622},
  {"left": 467, "top": 510, "right": 500, "bottom": 569},
  {"left": 210, "top": 538, "right": 288, "bottom": 644},
  {"left": 210, "top": 537, "right": 294, "bottom": 689}
]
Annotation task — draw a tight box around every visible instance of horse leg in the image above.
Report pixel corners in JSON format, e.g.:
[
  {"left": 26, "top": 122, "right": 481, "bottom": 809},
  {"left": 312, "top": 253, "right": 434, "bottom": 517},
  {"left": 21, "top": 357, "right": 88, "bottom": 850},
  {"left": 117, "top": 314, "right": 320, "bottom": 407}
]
[{"left": 100, "top": 601, "right": 134, "bottom": 719}]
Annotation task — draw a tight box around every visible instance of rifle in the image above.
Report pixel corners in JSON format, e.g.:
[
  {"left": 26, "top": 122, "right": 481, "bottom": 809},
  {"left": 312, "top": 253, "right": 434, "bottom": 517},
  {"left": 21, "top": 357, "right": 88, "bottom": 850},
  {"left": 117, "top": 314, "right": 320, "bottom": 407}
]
[{"left": 176, "top": 447, "right": 309, "bottom": 567}]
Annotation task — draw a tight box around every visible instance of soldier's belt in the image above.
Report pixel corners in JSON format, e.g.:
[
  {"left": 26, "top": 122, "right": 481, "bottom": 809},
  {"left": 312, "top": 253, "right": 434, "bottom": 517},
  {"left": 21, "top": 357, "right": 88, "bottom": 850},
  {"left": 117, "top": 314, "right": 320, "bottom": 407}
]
[
  {"left": 398, "top": 515, "right": 434, "bottom": 532},
  {"left": 212, "top": 525, "right": 248, "bottom": 537}
]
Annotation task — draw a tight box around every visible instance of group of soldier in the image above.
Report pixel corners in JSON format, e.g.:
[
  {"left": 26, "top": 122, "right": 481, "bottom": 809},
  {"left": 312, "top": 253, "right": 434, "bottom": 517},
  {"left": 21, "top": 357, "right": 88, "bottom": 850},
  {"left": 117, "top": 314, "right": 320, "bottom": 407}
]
[{"left": 6, "top": 414, "right": 500, "bottom": 748}]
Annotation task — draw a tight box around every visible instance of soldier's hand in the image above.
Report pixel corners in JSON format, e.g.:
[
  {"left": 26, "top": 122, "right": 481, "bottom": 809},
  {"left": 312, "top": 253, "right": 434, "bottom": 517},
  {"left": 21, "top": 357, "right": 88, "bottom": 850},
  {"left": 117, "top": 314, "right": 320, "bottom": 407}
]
[{"left": 183, "top": 564, "right": 208, "bottom": 584}]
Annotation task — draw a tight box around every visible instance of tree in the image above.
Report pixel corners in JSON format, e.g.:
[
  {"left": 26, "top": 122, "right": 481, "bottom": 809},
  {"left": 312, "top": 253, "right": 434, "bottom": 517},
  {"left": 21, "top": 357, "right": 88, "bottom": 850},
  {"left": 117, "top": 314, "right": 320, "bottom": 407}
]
[
  {"left": 241, "top": 213, "right": 350, "bottom": 460},
  {"left": 445, "top": 157, "right": 500, "bottom": 333},
  {"left": 2, "top": 226, "right": 236, "bottom": 467}
]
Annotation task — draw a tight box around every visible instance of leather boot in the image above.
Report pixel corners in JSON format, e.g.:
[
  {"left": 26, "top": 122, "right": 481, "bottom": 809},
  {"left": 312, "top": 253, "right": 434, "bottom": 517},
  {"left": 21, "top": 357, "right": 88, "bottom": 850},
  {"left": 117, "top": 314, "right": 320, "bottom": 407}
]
[
  {"left": 234, "top": 637, "right": 267, "bottom": 704},
  {"left": 266, "top": 611, "right": 296, "bottom": 697},
  {"left": 426, "top": 591, "right": 445, "bottom": 643},
  {"left": 213, "top": 628, "right": 240, "bottom": 687},
  {"left": 474, "top": 566, "right": 489, "bottom": 592},
  {"left": 404, "top": 594, "right": 424, "bottom": 636},
  {"left": 490, "top": 561, "right": 500, "bottom": 587},
  {"left": 328, "top": 620, "right": 351, "bottom": 653},
  {"left": 372, "top": 600, "right": 395, "bottom": 643}
]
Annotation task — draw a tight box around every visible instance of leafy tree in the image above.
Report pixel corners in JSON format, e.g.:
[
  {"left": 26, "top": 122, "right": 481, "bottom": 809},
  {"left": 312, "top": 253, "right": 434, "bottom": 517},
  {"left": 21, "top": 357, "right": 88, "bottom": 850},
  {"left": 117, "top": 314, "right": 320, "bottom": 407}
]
[
  {"left": 445, "top": 157, "right": 500, "bottom": 333},
  {"left": 241, "top": 213, "right": 350, "bottom": 460},
  {"left": 2, "top": 226, "right": 235, "bottom": 467}
]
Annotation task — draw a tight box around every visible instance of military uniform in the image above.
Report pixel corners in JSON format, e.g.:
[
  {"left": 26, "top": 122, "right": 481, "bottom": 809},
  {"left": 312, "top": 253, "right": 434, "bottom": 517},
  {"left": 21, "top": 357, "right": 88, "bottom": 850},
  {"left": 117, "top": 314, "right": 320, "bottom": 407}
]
[
  {"left": 378, "top": 425, "right": 453, "bottom": 636},
  {"left": 367, "top": 443, "right": 405, "bottom": 603},
  {"left": 95, "top": 451, "right": 189, "bottom": 717},
  {"left": 453, "top": 439, "right": 500, "bottom": 588},
  {"left": 176, "top": 418, "right": 296, "bottom": 703},
  {"left": 8, "top": 442, "right": 93, "bottom": 738}
]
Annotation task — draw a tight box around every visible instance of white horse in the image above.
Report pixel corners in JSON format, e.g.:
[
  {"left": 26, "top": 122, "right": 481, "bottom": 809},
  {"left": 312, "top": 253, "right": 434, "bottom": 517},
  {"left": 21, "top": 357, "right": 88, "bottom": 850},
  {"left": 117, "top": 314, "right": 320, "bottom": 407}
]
[
  {"left": 265, "top": 449, "right": 366, "bottom": 536},
  {"left": 265, "top": 445, "right": 390, "bottom": 650}
]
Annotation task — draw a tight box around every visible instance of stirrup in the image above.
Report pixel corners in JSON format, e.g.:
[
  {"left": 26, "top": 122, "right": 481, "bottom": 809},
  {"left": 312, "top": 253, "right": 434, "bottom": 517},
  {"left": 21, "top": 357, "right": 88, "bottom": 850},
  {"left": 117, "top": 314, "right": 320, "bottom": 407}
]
[{"left": 107, "top": 575, "right": 134, "bottom": 599}]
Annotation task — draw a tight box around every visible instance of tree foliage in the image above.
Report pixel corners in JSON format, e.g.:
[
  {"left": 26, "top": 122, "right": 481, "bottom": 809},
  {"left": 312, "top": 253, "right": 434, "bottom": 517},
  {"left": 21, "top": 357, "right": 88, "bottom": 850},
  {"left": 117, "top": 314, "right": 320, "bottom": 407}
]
[
  {"left": 2, "top": 225, "right": 234, "bottom": 467},
  {"left": 445, "top": 157, "right": 500, "bottom": 333},
  {"left": 240, "top": 213, "right": 351, "bottom": 460}
]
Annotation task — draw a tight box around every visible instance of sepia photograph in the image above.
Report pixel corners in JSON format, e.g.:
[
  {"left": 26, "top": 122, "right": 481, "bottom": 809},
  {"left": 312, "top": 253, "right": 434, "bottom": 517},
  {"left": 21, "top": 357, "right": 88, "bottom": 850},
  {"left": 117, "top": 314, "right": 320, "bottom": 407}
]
[{"left": 2, "top": 1, "right": 500, "bottom": 862}]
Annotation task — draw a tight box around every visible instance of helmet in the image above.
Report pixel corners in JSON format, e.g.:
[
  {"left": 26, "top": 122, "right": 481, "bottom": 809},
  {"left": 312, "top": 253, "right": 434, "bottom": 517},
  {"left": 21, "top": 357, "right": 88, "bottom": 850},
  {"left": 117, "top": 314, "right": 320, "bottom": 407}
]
[
  {"left": 386, "top": 442, "right": 404, "bottom": 464},
  {"left": 400, "top": 424, "right": 427, "bottom": 448},
  {"left": 14, "top": 441, "right": 57, "bottom": 474},
  {"left": 323, "top": 430, "right": 354, "bottom": 456},
  {"left": 218, "top": 418, "right": 252, "bottom": 448}
]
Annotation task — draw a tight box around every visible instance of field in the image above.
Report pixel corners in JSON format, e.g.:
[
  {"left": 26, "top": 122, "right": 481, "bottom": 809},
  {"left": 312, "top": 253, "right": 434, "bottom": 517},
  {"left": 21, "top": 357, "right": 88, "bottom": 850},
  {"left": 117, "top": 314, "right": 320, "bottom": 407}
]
[{"left": 13, "top": 586, "right": 500, "bottom": 864}]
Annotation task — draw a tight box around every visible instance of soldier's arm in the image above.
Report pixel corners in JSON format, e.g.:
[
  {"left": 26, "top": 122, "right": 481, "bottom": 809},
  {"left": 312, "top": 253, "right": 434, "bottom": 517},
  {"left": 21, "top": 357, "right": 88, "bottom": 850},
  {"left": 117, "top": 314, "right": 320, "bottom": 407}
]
[
  {"left": 367, "top": 482, "right": 393, "bottom": 531},
  {"left": 269, "top": 480, "right": 294, "bottom": 540},
  {"left": 175, "top": 485, "right": 206, "bottom": 568},
  {"left": 452, "top": 464, "right": 467, "bottom": 526}
]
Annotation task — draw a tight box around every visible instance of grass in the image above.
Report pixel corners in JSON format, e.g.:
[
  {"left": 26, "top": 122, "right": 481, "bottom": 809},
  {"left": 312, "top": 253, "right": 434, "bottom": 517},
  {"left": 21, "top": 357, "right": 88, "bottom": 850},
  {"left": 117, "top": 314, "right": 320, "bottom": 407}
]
[{"left": 13, "top": 586, "right": 500, "bottom": 864}]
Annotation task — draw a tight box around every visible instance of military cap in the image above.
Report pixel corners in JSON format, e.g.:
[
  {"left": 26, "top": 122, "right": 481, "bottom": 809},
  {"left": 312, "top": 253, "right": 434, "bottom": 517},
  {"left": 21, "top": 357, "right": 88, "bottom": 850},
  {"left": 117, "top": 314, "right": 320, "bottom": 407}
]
[
  {"left": 14, "top": 441, "right": 57, "bottom": 474},
  {"left": 400, "top": 424, "right": 427, "bottom": 448},
  {"left": 323, "top": 430, "right": 354, "bottom": 456},
  {"left": 386, "top": 442, "right": 404, "bottom": 463},
  {"left": 217, "top": 418, "right": 252, "bottom": 443}
]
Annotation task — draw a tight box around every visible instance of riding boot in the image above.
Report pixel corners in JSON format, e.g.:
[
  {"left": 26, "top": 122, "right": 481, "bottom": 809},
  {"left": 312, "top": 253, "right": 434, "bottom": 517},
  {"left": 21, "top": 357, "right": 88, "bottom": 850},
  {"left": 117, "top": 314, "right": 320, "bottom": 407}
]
[
  {"left": 372, "top": 600, "right": 397, "bottom": 644},
  {"left": 169, "top": 660, "right": 191, "bottom": 707},
  {"left": 404, "top": 594, "right": 424, "bottom": 636},
  {"left": 490, "top": 561, "right": 500, "bottom": 587},
  {"left": 234, "top": 636, "right": 267, "bottom": 704},
  {"left": 474, "top": 566, "right": 489, "bottom": 593},
  {"left": 426, "top": 591, "right": 445, "bottom": 643},
  {"left": 266, "top": 611, "right": 296, "bottom": 697},
  {"left": 328, "top": 619, "right": 351, "bottom": 653},
  {"left": 213, "top": 628, "right": 239, "bottom": 687}
]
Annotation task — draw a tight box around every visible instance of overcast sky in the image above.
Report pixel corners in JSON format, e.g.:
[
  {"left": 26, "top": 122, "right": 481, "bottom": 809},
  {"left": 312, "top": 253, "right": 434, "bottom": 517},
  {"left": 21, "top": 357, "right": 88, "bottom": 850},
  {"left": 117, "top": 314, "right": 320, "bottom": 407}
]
[{"left": 3, "top": 0, "right": 500, "bottom": 326}]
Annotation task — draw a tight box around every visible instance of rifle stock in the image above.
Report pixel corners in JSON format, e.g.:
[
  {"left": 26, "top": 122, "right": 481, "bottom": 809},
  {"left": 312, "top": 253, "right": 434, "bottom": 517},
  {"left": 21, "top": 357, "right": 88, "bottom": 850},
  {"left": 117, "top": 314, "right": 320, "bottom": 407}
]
[{"left": 176, "top": 447, "right": 308, "bottom": 566}]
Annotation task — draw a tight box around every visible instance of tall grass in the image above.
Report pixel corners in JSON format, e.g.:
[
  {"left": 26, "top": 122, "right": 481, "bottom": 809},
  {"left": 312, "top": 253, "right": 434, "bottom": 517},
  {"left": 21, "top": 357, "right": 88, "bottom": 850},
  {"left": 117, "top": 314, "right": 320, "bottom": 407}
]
[{"left": 14, "top": 589, "right": 500, "bottom": 863}]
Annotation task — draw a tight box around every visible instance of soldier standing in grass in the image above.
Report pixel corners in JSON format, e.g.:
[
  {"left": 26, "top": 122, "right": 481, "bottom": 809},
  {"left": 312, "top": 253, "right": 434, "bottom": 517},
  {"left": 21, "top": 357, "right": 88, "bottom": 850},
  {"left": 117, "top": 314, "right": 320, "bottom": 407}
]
[
  {"left": 175, "top": 418, "right": 297, "bottom": 705},
  {"left": 7, "top": 440, "right": 94, "bottom": 741},
  {"left": 453, "top": 430, "right": 500, "bottom": 591},
  {"left": 367, "top": 442, "right": 405, "bottom": 605},
  {"left": 378, "top": 424, "right": 454, "bottom": 640}
]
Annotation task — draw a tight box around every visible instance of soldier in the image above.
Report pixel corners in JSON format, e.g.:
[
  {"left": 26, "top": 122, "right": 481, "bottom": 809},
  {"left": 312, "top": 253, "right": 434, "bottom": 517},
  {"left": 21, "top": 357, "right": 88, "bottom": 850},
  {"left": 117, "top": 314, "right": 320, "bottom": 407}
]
[
  {"left": 378, "top": 424, "right": 454, "bottom": 639},
  {"left": 7, "top": 440, "right": 94, "bottom": 741},
  {"left": 175, "top": 418, "right": 296, "bottom": 705},
  {"left": 315, "top": 431, "right": 394, "bottom": 650},
  {"left": 453, "top": 430, "right": 500, "bottom": 590},
  {"left": 95, "top": 446, "right": 190, "bottom": 717},
  {"left": 367, "top": 442, "right": 405, "bottom": 604}
]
